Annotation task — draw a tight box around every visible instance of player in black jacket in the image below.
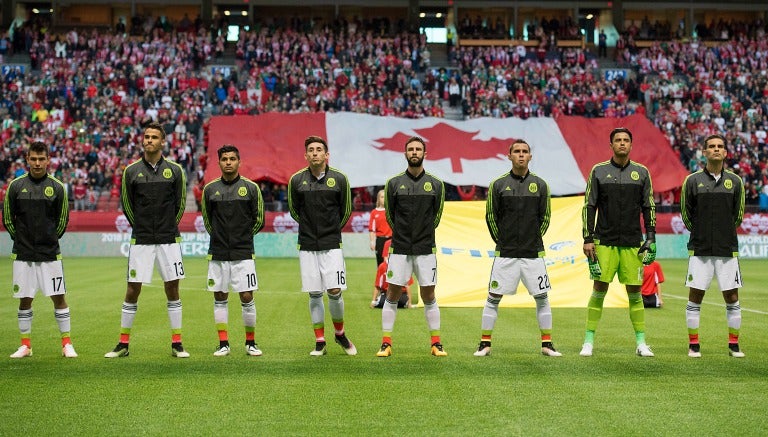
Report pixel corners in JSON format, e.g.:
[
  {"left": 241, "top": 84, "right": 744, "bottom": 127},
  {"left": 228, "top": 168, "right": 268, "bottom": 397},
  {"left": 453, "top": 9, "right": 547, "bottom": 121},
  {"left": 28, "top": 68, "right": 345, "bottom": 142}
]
[
  {"left": 681, "top": 134, "right": 746, "bottom": 358},
  {"left": 580, "top": 127, "right": 656, "bottom": 358},
  {"left": 474, "top": 140, "right": 561, "bottom": 357},
  {"left": 288, "top": 135, "right": 356, "bottom": 356},
  {"left": 3, "top": 141, "right": 76, "bottom": 358},
  {"left": 105, "top": 122, "right": 189, "bottom": 358},
  {"left": 202, "top": 145, "right": 265, "bottom": 357},
  {"left": 377, "top": 136, "right": 446, "bottom": 358}
]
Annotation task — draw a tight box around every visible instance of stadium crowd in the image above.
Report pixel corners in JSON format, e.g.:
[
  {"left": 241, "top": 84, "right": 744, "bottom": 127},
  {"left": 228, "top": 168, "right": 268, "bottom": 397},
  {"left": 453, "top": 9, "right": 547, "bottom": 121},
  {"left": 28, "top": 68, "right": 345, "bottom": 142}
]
[{"left": 1, "top": 13, "right": 768, "bottom": 211}]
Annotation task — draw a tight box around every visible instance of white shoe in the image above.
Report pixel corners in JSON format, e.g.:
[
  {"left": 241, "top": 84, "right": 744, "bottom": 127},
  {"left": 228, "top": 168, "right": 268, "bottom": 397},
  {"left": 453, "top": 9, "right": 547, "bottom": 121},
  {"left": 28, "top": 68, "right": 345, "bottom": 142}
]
[
  {"left": 473, "top": 341, "right": 491, "bottom": 357},
  {"left": 213, "top": 345, "right": 230, "bottom": 357},
  {"left": 636, "top": 343, "right": 655, "bottom": 357},
  {"left": 171, "top": 344, "right": 190, "bottom": 358},
  {"left": 579, "top": 343, "right": 593, "bottom": 357},
  {"left": 729, "top": 344, "right": 745, "bottom": 358},
  {"left": 541, "top": 345, "right": 563, "bottom": 357},
  {"left": 246, "top": 344, "right": 262, "bottom": 356},
  {"left": 10, "top": 345, "right": 32, "bottom": 358},
  {"left": 310, "top": 342, "right": 327, "bottom": 356},
  {"left": 688, "top": 344, "right": 701, "bottom": 358},
  {"left": 62, "top": 344, "right": 78, "bottom": 358}
]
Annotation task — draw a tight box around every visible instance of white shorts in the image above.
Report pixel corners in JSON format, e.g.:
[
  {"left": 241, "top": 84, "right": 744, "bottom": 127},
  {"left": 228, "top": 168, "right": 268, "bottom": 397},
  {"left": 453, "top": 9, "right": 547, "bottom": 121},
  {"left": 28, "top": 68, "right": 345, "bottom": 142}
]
[
  {"left": 12, "top": 260, "right": 66, "bottom": 298},
  {"left": 299, "top": 249, "right": 347, "bottom": 292},
  {"left": 488, "top": 257, "right": 551, "bottom": 296},
  {"left": 127, "top": 243, "right": 185, "bottom": 284},
  {"left": 207, "top": 259, "right": 258, "bottom": 293},
  {"left": 685, "top": 256, "right": 742, "bottom": 291},
  {"left": 387, "top": 253, "right": 437, "bottom": 287}
]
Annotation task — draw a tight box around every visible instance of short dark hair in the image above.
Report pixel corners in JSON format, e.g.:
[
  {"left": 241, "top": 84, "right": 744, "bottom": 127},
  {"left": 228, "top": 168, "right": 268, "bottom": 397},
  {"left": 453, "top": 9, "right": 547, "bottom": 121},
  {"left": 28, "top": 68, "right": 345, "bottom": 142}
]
[
  {"left": 703, "top": 134, "right": 727, "bottom": 148},
  {"left": 28, "top": 141, "right": 49, "bottom": 157},
  {"left": 304, "top": 135, "right": 327, "bottom": 152},
  {"left": 217, "top": 144, "right": 240, "bottom": 159},
  {"left": 609, "top": 127, "right": 632, "bottom": 143},
  {"left": 144, "top": 122, "right": 166, "bottom": 139},
  {"left": 509, "top": 139, "right": 530, "bottom": 153},
  {"left": 405, "top": 136, "right": 426, "bottom": 152}
]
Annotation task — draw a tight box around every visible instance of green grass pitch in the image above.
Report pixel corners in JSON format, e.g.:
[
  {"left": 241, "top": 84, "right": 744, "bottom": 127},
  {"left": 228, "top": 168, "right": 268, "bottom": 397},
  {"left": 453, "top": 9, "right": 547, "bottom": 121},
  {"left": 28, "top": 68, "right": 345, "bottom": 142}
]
[{"left": 1, "top": 257, "right": 766, "bottom": 435}]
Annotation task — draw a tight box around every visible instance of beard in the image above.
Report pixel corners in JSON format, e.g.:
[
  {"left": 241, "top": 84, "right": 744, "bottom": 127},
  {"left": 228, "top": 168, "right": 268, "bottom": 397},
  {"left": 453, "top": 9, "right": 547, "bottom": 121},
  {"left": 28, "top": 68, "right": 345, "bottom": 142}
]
[{"left": 407, "top": 156, "right": 424, "bottom": 167}]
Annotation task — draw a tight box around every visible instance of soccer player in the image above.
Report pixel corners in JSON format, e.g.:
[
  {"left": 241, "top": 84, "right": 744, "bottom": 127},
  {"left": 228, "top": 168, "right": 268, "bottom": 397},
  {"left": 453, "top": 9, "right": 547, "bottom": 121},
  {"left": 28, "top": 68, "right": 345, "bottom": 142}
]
[
  {"left": 368, "top": 189, "right": 392, "bottom": 266},
  {"left": 474, "top": 140, "right": 562, "bottom": 357},
  {"left": 681, "top": 134, "right": 745, "bottom": 358},
  {"left": 105, "top": 122, "right": 188, "bottom": 358},
  {"left": 580, "top": 127, "right": 656, "bottom": 357},
  {"left": 202, "top": 145, "right": 265, "bottom": 357},
  {"left": 288, "top": 135, "right": 357, "bottom": 356},
  {"left": 3, "top": 141, "right": 76, "bottom": 358},
  {"left": 377, "top": 136, "right": 445, "bottom": 357}
]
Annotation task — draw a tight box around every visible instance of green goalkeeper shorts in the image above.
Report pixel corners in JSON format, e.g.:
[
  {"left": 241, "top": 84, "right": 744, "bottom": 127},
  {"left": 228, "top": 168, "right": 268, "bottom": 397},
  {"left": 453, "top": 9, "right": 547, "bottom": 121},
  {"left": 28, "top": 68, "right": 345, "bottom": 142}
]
[{"left": 593, "top": 243, "right": 643, "bottom": 285}]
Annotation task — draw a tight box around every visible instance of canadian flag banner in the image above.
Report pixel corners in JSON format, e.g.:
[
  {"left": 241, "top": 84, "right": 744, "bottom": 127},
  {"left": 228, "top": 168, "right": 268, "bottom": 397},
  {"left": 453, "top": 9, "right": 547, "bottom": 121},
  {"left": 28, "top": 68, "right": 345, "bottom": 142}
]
[{"left": 207, "top": 113, "right": 688, "bottom": 195}]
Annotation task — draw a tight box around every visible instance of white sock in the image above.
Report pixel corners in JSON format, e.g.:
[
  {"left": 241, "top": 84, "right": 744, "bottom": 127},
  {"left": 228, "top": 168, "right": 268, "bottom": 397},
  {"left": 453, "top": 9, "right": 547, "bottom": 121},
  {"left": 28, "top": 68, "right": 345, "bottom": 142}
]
[
  {"left": 534, "top": 293, "right": 553, "bottom": 331},
  {"left": 18, "top": 309, "right": 33, "bottom": 336},
  {"left": 121, "top": 302, "right": 137, "bottom": 329},
  {"left": 481, "top": 295, "right": 501, "bottom": 332},
  {"left": 309, "top": 293, "right": 325, "bottom": 326},
  {"left": 382, "top": 300, "right": 398, "bottom": 334},
  {"left": 423, "top": 299, "right": 441, "bottom": 332},
  {"left": 241, "top": 299, "right": 256, "bottom": 329},
  {"left": 167, "top": 299, "right": 182, "bottom": 330},
  {"left": 54, "top": 307, "right": 71, "bottom": 335}
]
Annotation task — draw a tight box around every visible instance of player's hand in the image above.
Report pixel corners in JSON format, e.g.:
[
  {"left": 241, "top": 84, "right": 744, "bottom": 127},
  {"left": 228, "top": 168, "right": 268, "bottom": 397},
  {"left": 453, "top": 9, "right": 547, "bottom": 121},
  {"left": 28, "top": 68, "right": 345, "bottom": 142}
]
[{"left": 638, "top": 232, "right": 657, "bottom": 265}]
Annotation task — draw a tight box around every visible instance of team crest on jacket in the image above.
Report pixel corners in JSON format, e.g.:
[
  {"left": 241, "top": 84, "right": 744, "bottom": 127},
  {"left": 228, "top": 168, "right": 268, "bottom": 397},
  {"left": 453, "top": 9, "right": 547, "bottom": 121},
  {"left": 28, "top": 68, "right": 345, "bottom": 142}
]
[
  {"left": 424, "top": 182, "right": 433, "bottom": 192},
  {"left": 528, "top": 183, "right": 538, "bottom": 193},
  {"left": 238, "top": 186, "right": 247, "bottom": 197},
  {"left": 724, "top": 179, "right": 733, "bottom": 190},
  {"left": 326, "top": 177, "right": 336, "bottom": 188},
  {"left": 44, "top": 186, "right": 54, "bottom": 197},
  {"left": 163, "top": 168, "right": 172, "bottom": 179},
  {"left": 630, "top": 171, "right": 640, "bottom": 181}
]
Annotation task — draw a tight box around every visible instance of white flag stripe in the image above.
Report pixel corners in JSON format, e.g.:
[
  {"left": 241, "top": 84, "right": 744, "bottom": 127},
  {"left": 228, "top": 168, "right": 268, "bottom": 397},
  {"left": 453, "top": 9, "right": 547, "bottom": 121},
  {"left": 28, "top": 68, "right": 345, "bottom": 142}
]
[{"left": 325, "top": 113, "right": 587, "bottom": 195}]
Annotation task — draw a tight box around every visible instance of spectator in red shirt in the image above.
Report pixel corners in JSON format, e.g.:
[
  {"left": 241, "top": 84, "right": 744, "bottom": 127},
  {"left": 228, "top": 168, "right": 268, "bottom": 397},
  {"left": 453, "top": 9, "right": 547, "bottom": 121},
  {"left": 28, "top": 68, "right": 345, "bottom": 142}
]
[
  {"left": 641, "top": 261, "right": 665, "bottom": 308},
  {"left": 368, "top": 189, "right": 392, "bottom": 266}
]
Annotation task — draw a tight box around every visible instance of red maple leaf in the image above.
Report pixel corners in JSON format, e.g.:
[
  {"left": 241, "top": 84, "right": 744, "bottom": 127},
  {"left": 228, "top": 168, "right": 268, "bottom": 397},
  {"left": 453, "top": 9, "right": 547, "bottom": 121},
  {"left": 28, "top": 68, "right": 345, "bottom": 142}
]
[{"left": 373, "top": 123, "right": 513, "bottom": 172}]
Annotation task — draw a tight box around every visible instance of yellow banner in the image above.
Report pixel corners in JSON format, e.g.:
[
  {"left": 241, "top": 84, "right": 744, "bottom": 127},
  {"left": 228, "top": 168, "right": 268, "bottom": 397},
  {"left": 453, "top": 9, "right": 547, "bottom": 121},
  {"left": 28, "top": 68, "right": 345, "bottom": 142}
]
[{"left": 434, "top": 197, "right": 628, "bottom": 308}]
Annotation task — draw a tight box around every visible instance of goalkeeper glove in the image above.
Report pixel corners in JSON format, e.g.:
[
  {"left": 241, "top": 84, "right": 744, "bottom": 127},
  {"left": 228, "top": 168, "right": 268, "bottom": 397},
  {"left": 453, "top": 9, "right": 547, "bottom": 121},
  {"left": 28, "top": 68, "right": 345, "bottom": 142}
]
[
  {"left": 588, "top": 256, "right": 602, "bottom": 278},
  {"left": 638, "top": 232, "right": 657, "bottom": 266}
]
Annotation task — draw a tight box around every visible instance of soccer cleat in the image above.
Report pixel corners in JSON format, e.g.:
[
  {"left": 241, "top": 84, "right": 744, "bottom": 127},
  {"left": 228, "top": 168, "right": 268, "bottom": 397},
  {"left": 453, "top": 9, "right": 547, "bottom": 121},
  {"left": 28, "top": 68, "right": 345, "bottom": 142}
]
[
  {"left": 213, "top": 345, "right": 231, "bottom": 357},
  {"left": 579, "top": 343, "right": 593, "bottom": 357},
  {"left": 245, "top": 344, "right": 262, "bottom": 356},
  {"left": 309, "top": 341, "right": 327, "bottom": 356},
  {"left": 541, "top": 342, "right": 563, "bottom": 357},
  {"left": 334, "top": 333, "right": 357, "bottom": 356},
  {"left": 579, "top": 343, "right": 592, "bottom": 357},
  {"left": 104, "top": 343, "right": 129, "bottom": 358},
  {"left": 688, "top": 343, "right": 701, "bottom": 358},
  {"left": 728, "top": 343, "right": 745, "bottom": 358},
  {"left": 171, "top": 343, "right": 190, "bottom": 358},
  {"left": 376, "top": 342, "right": 392, "bottom": 357},
  {"left": 636, "top": 343, "right": 655, "bottom": 357},
  {"left": 10, "top": 345, "right": 32, "bottom": 358},
  {"left": 473, "top": 341, "right": 491, "bottom": 357},
  {"left": 431, "top": 342, "right": 447, "bottom": 357},
  {"left": 62, "top": 344, "right": 78, "bottom": 358}
]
